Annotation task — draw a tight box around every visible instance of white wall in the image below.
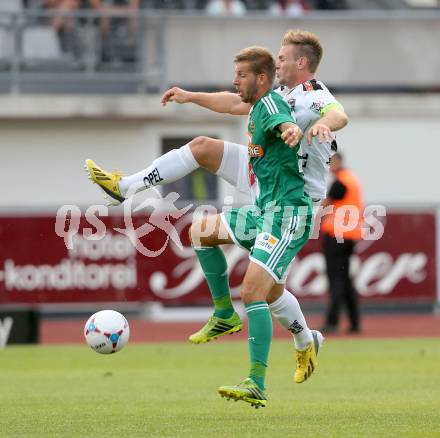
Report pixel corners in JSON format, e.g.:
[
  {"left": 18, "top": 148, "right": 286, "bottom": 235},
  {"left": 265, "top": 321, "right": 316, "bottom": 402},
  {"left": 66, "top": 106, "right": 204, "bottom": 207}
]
[
  {"left": 337, "top": 117, "right": 440, "bottom": 205},
  {"left": 4, "top": 119, "right": 151, "bottom": 210},
  {"left": 335, "top": 94, "right": 440, "bottom": 205},
  {"left": 1, "top": 117, "right": 243, "bottom": 211},
  {"left": 164, "top": 14, "right": 440, "bottom": 87}
]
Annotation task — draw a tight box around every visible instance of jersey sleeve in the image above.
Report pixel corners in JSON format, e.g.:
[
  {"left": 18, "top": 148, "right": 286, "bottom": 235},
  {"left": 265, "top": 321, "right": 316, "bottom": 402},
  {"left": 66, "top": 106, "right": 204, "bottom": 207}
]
[
  {"left": 305, "top": 83, "right": 344, "bottom": 117},
  {"left": 260, "top": 94, "right": 295, "bottom": 133}
]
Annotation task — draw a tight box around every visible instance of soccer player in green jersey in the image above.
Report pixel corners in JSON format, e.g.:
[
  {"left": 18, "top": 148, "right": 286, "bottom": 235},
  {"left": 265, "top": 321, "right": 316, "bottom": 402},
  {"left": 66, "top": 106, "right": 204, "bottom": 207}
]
[
  {"left": 85, "top": 31, "right": 336, "bottom": 396},
  {"left": 187, "top": 46, "right": 314, "bottom": 408}
]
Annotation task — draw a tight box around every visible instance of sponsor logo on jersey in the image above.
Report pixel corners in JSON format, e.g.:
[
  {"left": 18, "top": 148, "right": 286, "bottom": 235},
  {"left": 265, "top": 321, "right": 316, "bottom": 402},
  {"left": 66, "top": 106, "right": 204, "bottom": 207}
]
[
  {"left": 254, "top": 233, "right": 279, "bottom": 254},
  {"left": 310, "top": 101, "right": 325, "bottom": 114},
  {"left": 248, "top": 143, "right": 264, "bottom": 157}
]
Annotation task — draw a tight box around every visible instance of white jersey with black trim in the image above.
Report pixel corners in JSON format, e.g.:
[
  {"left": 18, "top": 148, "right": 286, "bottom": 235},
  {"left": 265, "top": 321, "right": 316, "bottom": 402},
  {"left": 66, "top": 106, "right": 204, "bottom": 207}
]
[{"left": 275, "top": 79, "right": 339, "bottom": 200}]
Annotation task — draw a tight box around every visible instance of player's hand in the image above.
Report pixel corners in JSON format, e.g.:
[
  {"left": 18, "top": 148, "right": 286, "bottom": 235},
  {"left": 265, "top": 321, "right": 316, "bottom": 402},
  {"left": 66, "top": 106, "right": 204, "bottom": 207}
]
[
  {"left": 281, "top": 124, "right": 303, "bottom": 148},
  {"left": 307, "top": 122, "right": 334, "bottom": 145},
  {"left": 161, "top": 87, "right": 191, "bottom": 106}
]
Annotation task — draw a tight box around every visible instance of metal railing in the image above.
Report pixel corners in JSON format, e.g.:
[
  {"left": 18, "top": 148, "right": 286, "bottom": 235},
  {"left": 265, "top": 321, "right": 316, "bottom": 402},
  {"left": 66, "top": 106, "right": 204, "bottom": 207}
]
[
  {"left": 0, "top": 9, "right": 166, "bottom": 93},
  {"left": 1, "top": 8, "right": 440, "bottom": 94}
]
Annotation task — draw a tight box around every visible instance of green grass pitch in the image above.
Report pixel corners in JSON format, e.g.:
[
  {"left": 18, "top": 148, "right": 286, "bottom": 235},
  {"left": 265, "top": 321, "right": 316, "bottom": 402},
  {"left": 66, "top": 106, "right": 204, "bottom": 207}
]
[{"left": 1, "top": 339, "right": 439, "bottom": 437}]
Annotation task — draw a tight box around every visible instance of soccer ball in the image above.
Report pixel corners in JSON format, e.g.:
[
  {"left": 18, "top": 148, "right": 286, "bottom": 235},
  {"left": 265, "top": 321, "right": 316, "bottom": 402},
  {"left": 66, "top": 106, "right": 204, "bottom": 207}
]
[{"left": 84, "top": 310, "right": 130, "bottom": 354}]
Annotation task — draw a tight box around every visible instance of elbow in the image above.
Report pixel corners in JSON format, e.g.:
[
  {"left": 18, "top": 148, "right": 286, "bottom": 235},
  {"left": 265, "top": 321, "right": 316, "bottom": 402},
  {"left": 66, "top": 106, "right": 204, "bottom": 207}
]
[{"left": 340, "top": 112, "right": 349, "bottom": 128}]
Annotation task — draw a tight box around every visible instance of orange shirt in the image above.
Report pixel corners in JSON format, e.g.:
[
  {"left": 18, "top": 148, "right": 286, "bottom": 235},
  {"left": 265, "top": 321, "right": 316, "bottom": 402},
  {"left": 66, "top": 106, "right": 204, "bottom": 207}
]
[{"left": 321, "top": 169, "right": 364, "bottom": 240}]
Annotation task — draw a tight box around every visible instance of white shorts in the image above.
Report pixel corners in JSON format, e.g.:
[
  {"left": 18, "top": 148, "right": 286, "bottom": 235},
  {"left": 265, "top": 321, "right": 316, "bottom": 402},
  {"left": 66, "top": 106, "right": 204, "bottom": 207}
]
[{"left": 216, "top": 141, "right": 251, "bottom": 194}]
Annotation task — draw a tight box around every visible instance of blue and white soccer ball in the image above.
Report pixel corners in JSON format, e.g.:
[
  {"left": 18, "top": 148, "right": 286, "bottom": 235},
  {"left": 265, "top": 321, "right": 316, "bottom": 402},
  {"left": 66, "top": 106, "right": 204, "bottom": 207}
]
[{"left": 84, "top": 310, "right": 130, "bottom": 354}]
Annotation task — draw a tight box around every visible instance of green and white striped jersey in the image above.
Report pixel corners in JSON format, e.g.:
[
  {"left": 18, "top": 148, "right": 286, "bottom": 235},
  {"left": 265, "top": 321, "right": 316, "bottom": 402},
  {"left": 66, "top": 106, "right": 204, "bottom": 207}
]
[{"left": 247, "top": 90, "right": 309, "bottom": 211}]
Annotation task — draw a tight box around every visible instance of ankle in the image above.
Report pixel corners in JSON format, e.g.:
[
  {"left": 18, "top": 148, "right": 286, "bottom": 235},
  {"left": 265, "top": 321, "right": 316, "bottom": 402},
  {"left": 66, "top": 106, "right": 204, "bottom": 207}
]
[{"left": 213, "top": 308, "right": 235, "bottom": 319}]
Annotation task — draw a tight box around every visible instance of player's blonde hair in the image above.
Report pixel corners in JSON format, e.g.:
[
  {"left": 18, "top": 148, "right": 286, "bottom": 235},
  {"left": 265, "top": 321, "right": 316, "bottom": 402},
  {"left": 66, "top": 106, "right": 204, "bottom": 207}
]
[
  {"left": 282, "top": 30, "right": 323, "bottom": 73},
  {"left": 234, "top": 46, "right": 276, "bottom": 83}
]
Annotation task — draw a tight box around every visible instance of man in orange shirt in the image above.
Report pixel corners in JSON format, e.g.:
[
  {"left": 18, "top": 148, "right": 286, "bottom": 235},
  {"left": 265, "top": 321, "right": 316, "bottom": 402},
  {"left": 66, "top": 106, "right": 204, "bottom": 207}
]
[{"left": 320, "top": 153, "right": 363, "bottom": 334}]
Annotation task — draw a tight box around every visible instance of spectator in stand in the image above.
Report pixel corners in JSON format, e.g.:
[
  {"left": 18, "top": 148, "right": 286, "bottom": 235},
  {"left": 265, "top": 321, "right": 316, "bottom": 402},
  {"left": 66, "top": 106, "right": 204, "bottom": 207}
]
[
  {"left": 315, "top": 0, "right": 347, "bottom": 9},
  {"left": 205, "top": 0, "right": 246, "bottom": 15},
  {"left": 90, "top": 0, "right": 139, "bottom": 38},
  {"left": 320, "top": 152, "right": 364, "bottom": 334},
  {"left": 89, "top": 0, "right": 140, "bottom": 62},
  {"left": 43, "top": 0, "right": 82, "bottom": 53},
  {"left": 269, "top": 0, "right": 306, "bottom": 17}
]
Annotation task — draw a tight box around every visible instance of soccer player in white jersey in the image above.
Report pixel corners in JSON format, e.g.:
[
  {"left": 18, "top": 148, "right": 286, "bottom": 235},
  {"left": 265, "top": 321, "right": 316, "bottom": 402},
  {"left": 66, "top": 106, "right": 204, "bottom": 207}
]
[
  {"left": 85, "top": 30, "right": 348, "bottom": 383},
  {"left": 159, "top": 30, "right": 347, "bottom": 205}
]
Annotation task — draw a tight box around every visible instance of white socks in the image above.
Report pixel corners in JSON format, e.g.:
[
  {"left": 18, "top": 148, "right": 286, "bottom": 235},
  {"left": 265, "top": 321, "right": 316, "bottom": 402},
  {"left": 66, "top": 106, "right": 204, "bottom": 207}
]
[
  {"left": 269, "top": 289, "right": 313, "bottom": 350},
  {"left": 118, "top": 144, "right": 199, "bottom": 196}
]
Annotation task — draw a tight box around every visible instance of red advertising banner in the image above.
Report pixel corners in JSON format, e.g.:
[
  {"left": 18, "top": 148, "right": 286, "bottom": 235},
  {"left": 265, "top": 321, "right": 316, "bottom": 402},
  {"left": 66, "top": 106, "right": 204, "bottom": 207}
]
[{"left": 0, "top": 210, "right": 436, "bottom": 305}]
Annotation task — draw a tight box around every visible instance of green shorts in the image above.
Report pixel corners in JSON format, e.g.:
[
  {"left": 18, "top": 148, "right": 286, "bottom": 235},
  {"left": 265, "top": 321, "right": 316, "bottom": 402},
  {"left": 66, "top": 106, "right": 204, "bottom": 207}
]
[{"left": 220, "top": 202, "right": 313, "bottom": 283}]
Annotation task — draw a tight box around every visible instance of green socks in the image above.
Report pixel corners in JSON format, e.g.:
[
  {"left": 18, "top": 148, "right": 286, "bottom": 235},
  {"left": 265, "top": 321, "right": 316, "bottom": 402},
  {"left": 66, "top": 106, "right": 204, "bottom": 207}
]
[
  {"left": 246, "top": 301, "right": 272, "bottom": 390},
  {"left": 195, "top": 248, "right": 272, "bottom": 390},
  {"left": 194, "top": 247, "right": 234, "bottom": 319}
]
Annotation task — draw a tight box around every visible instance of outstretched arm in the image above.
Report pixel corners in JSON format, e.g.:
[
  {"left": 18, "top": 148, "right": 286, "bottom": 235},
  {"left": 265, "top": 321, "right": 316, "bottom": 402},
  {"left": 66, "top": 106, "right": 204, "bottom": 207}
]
[
  {"left": 161, "top": 87, "right": 251, "bottom": 115},
  {"left": 307, "top": 107, "right": 349, "bottom": 144}
]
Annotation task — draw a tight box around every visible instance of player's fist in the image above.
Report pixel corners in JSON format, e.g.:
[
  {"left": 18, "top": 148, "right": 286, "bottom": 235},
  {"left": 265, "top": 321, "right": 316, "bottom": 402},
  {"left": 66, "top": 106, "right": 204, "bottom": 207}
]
[
  {"left": 307, "top": 122, "right": 334, "bottom": 145},
  {"left": 161, "top": 87, "right": 192, "bottom": 106},
  {"left": 281, "top": 124, "right": 303, "bottom": 147}
]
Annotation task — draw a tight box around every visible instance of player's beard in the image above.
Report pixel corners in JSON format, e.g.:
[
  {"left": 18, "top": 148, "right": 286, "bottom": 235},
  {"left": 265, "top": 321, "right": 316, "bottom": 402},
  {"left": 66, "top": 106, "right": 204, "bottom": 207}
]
[{"left": 241, "top": 82, "right": 259, "bottom": 104}]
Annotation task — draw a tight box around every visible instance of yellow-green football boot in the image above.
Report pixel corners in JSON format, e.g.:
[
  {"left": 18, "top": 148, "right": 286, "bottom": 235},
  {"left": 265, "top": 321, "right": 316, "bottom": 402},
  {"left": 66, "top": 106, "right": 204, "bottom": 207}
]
[
  {"left": 218, "top": 378, "right": 267, "bottom": 409},
  {"left": 294, "top": 329, "right": 324, "bottom": 383},
  {"left": 84, "top": 159, "right": 125, "bottom": 206},
  {"left": 188, "top": 312, "right": 242, "bottom": 344}
]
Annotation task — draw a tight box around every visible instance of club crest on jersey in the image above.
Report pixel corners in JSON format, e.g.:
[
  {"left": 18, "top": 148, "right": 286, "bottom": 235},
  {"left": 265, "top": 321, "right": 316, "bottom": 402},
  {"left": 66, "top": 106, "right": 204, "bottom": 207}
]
[
  {"left": 248, "top": 143, "right": 264, "bottom": 157},
  {"left": 249, "top": 119, "right": 255, "bottom": 133},
  {"left": 287, "top": 98, "right": 296, "bottom": 111},
  {"left": 254, "top": 233, "right": 279, "bottom": 254}
]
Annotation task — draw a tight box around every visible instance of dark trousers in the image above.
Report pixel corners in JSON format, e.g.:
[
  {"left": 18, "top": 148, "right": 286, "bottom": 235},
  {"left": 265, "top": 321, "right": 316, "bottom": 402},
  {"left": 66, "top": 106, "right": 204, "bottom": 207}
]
[{"left": 323, "top": 234, "right": 360, "bottom": 330}]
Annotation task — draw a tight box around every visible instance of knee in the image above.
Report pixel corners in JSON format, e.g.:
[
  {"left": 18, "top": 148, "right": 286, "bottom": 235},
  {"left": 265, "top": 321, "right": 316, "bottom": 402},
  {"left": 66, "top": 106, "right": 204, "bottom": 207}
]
[
  {"left": 266, "top": 286, "right": 283, "bottom": 305},
  {"left": 189, "top": 217, "right": 216, "bottom": 247},
  {"left": 189, "top": 136, "right": 212, "bottom": 166},
  {"left": 189, "top": 219, "right": 203, "bottom": 247},
  {"left": 240, "top": 281, "right": 263, "bottom": 304},
  {"left": 240, "top": 286, "right": 254, "bottom": 305}
]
